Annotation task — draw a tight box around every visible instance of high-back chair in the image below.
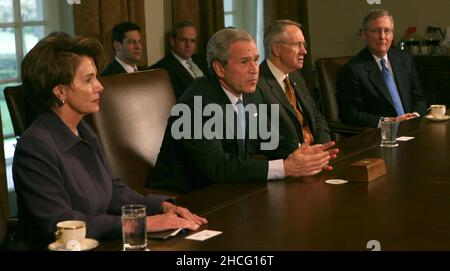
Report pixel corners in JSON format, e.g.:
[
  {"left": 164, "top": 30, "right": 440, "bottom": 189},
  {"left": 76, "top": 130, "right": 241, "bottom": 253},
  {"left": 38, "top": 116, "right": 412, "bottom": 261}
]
[
  {"left": 0, "top": 110, "right": 7, "bottom": 246},
  {"left": 316, "top": 56, "right": 374, "bottom": 140},
  {"left": 4, "top": 85, "right": 27, "bottom": 138},
  {"left": 85, "top": 69, "right": 176, "bottom": 194},
  {"left": 4, "top": 85, "right": 39, "bottom": 138}
]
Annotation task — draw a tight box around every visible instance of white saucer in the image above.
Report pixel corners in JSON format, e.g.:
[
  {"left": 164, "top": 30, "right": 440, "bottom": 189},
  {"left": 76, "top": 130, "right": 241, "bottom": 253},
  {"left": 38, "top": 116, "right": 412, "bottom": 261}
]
[
  {"left": 425, "top": 115, "right": 450, "bottom": 122},
  {"left": 48, "top": 238, "right": 99, "bottom": 251},
  {"left": 325, "top": 179, "right": 348, "bottom": 185}
]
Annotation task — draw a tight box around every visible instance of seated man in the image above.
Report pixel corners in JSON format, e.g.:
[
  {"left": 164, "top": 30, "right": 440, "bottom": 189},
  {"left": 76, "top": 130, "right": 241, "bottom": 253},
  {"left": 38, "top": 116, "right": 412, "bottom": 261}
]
[
  {"left": 101, "top": 22, "right": 144, "bottom": 76},
  {"left": 150, "top": 21, "right": 208, "bottom": 98},
  {"left": 258, "top": 19, "right": 330, "bottom": 149},
  {"left": 336, "top": 9, "right": 426, "bottom": 128},
  {"left": 148, "top": 28, "right": 339, "bottom": 193}
]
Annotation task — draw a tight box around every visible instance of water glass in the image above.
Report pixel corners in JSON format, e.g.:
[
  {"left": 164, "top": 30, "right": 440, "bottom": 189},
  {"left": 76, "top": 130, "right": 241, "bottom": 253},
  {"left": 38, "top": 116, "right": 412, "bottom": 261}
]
[
  {"left": 122, "top": 205, "right": 147, "bottom": 251},
  {"left": 380, "top": 117, "right": 398, "bottom": 147}
]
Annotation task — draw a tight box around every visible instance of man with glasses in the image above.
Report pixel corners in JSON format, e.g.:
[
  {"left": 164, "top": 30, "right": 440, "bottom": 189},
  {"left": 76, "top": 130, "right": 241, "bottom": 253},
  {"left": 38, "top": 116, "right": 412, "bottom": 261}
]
[
  {"left": 101, "top": 22, "right": 144, "bottom": 76},
  {"left": 257, "top": 19, "right": 330, "bottom": 151},
  {"left": 150, "top": 21, "right": 208, "bottom": 98},
  {"left": 336, "top": 9, "right": 426, "bottom": 128}
]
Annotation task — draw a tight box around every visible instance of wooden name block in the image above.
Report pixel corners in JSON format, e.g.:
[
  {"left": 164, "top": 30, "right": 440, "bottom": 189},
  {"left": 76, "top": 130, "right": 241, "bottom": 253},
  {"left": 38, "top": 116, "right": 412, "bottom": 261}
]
[{"left": 347, "top": 158, "right": 387, "bottom": 182}]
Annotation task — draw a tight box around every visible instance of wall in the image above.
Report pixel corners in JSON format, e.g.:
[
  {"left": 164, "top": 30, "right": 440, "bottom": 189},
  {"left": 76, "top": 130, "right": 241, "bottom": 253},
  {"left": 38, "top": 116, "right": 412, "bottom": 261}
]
[
  {"left": 308, "top": 0, "right": 450, "bottom": 63},
  {"left": 145, "top": 0, "right": 172, "bottom": 65}
]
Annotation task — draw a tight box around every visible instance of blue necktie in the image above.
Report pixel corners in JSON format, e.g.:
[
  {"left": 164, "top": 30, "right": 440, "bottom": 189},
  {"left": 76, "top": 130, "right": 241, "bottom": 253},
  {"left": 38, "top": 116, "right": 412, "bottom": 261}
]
[
  {"left": 236, "top": 99, "right": 245, "bottom": 158},
  {"left": 380, "top": 58, "right": 405, "bottom": 116}
]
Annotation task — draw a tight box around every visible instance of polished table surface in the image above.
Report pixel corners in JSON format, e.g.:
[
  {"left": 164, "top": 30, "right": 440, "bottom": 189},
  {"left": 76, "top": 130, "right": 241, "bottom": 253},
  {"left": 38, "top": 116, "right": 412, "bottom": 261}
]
[{"left": 101, "top": 117, "right": 450, "bottom": 250}]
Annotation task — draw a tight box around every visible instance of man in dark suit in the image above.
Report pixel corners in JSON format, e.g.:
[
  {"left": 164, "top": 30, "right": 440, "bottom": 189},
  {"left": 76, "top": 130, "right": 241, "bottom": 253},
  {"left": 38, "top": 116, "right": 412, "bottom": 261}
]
[
  {"left": 148, "top": 28, "right": 339, "bottom": 193},
  {"left": 150, "top": 21, "right": 208, "bottom": 98},
  {"left": 336, "top": 9, "right": 426, "bottom": 128},
  {"left": 101, "top": 22, "right": 143, "bottom": 76},
  {"left": 258, "top": 20, "right": 330, "bottom": 150}
]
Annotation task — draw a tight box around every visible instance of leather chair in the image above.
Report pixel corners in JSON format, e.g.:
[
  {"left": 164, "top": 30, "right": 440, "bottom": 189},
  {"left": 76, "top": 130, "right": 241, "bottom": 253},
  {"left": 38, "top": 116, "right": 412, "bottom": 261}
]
[
  {"left": 0, "top": 112, "right": 7, "bottom": 245},
  {"left": 0, "top": 200, "right": 6, "bottom": 247},
  {"left": 316, "top": 56, "right": 374, "bottom": 140},
  {"left": 86, "top": 69, "right": 176, "bottom": 195},
  {"left": 4, "top": 85, "right": 39, "bottom": 138}
]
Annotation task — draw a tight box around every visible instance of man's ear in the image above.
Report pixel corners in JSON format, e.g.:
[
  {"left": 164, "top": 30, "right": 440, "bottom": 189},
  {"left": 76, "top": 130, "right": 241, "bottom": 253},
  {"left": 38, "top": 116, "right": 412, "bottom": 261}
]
[
  {"left": 271, "top": 44, "right": 281, "bottom": 58},
  {"left": 212, "top": 61, "right": 225, "bottom": 79},
  {"left": 112, "top": 41, "right": 122, "bottom": 54}
]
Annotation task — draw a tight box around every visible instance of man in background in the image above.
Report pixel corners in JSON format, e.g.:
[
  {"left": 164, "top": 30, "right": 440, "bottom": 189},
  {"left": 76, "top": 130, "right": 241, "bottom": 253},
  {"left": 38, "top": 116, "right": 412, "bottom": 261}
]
[
  {"left": 258, "top": 19, "right": 330, "bottom": 152},
  {"left": 101, "top": 22, "right": 143, "bottom": 76},
  {"left": 336, "top": 9, "right": 426, "bottom": 128},
  {"left": 150, "top": 21, "right": 208, "bottom": 98}
]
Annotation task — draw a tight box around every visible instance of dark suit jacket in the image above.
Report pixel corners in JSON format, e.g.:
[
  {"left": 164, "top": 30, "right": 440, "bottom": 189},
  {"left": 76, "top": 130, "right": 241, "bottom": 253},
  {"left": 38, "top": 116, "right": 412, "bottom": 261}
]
[
  {"left": 148, "top": 76, "right": 290, "bottom": 193},
  {"left": 257, "top": 60, "right": 330, "bottom": 147},
  {"left": 101, "top": 59, "right": 145, "bottom": 76},
  {"left": 150, "top": 53, "right": 209, "bottom": 98},
  {"left": 13, "top": 112, "right": 169, "bottom": 249},
  {"left": 336, "top": 47, "right": 426, "bottom": 128}
]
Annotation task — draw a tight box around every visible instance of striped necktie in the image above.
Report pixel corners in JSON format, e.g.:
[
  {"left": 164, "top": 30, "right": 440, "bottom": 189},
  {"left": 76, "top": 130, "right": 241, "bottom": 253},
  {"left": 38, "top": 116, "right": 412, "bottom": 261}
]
[{"left": 283, "top": 76, "right": 314, "bottom": 144}]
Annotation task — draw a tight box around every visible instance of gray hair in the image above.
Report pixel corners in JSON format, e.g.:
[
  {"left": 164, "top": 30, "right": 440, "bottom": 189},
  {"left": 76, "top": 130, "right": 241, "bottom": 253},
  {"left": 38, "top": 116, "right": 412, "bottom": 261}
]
[
  {"left": 207, "top": 28, "right": 255, "bottom": 72},
  {"left": 263, "top": 19, "right": 302, "bottom": 58},
  {"left": 362, "top": 9, "right": 394, "bottom": 31}
]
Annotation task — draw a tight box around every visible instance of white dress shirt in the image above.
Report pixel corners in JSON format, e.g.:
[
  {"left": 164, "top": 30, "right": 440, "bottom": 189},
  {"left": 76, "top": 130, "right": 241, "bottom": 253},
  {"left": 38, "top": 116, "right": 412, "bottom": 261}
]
[{"left": 115, "top": 57, "right": 138, "bottom": 73}]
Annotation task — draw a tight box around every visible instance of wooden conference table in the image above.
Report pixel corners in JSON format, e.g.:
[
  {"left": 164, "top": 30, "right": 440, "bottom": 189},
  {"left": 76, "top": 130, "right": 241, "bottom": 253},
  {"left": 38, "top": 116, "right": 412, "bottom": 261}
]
[{"left": 101, "top": 117, "right": 450, "bottom": 250}]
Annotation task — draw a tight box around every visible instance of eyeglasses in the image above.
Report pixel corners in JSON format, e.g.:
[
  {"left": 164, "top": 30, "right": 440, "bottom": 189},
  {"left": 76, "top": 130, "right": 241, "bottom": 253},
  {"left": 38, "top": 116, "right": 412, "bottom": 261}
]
[
  {"left": 367, "top": 28, "right": 394, "bottom": 35},
  {"left": 274, "top": 41, "right": 308, "bottom": 50}
]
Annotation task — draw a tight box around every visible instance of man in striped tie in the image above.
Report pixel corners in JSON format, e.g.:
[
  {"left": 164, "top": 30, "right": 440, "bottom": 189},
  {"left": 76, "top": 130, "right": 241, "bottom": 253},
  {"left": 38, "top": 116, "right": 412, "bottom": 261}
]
[
  {"left": 258, "top": 20, "right": 331, "bottom": 150},
  {"left": 336, "top": 9, "right": 426, "bottom": 128}
]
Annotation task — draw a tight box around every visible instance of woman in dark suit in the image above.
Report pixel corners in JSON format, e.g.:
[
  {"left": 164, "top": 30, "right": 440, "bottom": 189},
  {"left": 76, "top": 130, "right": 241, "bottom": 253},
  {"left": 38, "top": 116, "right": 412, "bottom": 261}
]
[{"left": 13, "top": 35, "right": 206, "bottom": 249}]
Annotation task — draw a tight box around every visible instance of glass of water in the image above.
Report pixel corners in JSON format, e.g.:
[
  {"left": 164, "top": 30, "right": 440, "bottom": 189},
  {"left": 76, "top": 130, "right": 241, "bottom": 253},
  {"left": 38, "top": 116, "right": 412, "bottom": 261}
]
[
  {"left": 122, "top": 205, "right": 147, "bottom": 251},
  {"left": 380, "top": 117, "right": 398, "bottom": 147}
]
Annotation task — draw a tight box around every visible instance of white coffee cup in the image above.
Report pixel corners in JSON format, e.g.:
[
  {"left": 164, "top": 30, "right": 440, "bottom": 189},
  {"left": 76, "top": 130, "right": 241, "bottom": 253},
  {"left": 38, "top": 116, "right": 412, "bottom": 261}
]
[
  {"left": 428, "top": 104, "right": 446, "bottom": 119},
  {"left": 55, "top": 220, "right": 86, "bottom": 250}
]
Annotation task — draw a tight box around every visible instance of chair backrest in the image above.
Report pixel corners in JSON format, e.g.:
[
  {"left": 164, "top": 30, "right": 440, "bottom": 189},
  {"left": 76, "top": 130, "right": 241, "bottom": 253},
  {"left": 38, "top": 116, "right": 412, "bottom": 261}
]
[
  {"left": 0, "top": 201, "right": 6, "bottom": 246},
  {"left": 316, "top": 56, "right": 352, "bottom": 123},
  {"left": 0, "top": 108, "right": 9, "bottom": 242},
  {"left": 4, "top": 85, "right": 27, "bottom": 137},
  {"left": 85, "top": 69, "right": 176, "bottom": 191}
]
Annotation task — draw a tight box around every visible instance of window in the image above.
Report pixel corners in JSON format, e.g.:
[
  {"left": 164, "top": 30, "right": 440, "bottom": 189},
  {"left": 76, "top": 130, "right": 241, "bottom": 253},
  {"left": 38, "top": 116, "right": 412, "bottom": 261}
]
[
  {"left": 0, "top": 0, "right": 46, "bottom": 138},
  {"left": 0, "top": 0, "right": 67, "bottom": 217},
  {"left": 223, "top": 0, "right": 265, "bottom": 60}
]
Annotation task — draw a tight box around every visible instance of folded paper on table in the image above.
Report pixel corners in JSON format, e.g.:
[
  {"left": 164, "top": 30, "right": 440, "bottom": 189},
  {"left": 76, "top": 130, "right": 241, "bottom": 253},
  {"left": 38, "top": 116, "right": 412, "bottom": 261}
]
[{"left": 148, "top": 228, "right": 185, "bottom": 240}]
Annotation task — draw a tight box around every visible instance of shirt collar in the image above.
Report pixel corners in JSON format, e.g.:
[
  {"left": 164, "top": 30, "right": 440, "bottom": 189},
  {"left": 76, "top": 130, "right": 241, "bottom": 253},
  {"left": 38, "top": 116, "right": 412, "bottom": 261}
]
[
  {"left": 115, "top": 57, "right": 138, "bottom": 73},
  {"left": 171, "top": 51, "right": 191, "bottom": 63},
  {"left": 371, "top": 54, "right": 391, "bottom": 71},
  {"left": 39, "top": 112, "right": 97, "bottom": 153},
  {"left": 220, "top": 85, "right": 243, "bottom": 111},
  {"left": 267, "top": 59, "right": 289, "bottom": 90}
]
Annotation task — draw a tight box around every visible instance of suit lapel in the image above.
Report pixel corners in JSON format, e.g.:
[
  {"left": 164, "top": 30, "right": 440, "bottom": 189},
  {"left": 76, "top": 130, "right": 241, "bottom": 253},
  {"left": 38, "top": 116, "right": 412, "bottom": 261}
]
[
  {"left": 168, "top": 53, "right": 195, "bottom": 81},
  {"left": 363, "top": 49, "right": 396, "bottom": 109},
  {"left": 260, "top": 62, "right": 299, "bottom": 121}
]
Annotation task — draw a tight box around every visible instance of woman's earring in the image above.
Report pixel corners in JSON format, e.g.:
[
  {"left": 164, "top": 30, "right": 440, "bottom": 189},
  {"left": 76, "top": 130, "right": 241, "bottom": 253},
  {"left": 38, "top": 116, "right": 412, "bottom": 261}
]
[{"left": 58, "top": 99, "right": 66, "bottom": 106}]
